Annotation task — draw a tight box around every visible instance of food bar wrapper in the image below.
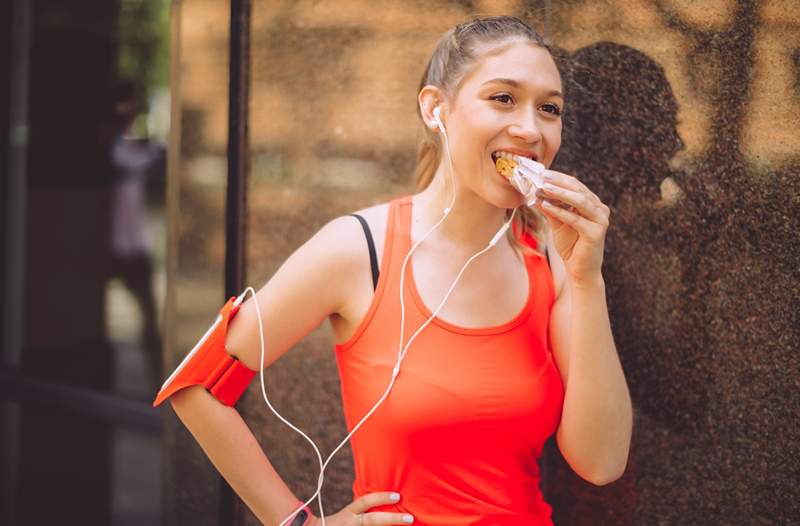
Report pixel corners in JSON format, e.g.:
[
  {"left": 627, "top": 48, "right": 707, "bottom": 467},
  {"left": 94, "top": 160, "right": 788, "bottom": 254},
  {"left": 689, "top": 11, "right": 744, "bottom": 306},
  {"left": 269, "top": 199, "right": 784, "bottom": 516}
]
[{"left": 509, "top": 157, "right": 547, "bottom": 207}]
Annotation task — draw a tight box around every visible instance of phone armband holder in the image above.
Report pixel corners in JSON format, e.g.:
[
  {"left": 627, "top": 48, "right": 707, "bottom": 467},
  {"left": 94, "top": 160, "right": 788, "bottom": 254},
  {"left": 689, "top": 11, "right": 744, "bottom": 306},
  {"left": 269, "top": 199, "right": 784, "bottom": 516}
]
[{"left": 153, "top": 295, "right": 256, "bottom": 407}]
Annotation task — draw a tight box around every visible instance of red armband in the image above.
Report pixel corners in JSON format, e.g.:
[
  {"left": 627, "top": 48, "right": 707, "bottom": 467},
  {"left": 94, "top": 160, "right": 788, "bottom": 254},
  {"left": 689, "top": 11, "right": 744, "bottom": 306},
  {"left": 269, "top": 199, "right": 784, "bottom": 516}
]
[{"left": 153, "top": 295, "right": 256, "bottom": 407}]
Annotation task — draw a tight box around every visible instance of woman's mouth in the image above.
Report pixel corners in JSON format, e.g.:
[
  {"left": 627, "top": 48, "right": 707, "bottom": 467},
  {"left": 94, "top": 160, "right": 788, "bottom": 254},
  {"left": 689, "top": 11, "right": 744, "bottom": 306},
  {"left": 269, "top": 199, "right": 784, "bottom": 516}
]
[{"left": 490, "top": 151, "right": 537, "bottom": 180}]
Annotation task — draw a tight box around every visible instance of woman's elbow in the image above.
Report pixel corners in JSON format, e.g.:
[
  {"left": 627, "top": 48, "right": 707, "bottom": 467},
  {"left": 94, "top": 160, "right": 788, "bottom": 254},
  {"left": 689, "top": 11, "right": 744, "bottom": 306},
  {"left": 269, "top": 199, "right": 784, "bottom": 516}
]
[{"left": 584, "top": 463, "right": 627, "bottom": 486}]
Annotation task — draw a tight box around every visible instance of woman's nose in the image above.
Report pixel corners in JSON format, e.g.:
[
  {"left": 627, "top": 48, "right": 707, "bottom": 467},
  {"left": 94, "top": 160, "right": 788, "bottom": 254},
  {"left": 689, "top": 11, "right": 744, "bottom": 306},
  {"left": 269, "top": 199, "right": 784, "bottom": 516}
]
[{"left": 509, "top": 111, "right": 543, "bottom": 143}]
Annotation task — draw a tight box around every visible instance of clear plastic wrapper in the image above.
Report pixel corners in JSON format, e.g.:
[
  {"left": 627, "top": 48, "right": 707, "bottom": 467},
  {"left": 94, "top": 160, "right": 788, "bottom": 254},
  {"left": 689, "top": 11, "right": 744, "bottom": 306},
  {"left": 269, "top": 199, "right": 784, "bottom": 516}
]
[
  {"left": 496, "top": 155, "right": 572, "bottom": 210},
  {"left": 496, "top": 156, "right": 546, "bottom": 206}
]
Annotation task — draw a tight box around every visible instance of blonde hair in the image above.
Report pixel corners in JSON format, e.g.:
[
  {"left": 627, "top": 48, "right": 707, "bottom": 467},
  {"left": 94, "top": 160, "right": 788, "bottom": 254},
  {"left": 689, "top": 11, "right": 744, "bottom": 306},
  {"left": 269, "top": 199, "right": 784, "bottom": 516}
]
[{"left": 414, "top": 16, "right": 556, "bottom": 256}]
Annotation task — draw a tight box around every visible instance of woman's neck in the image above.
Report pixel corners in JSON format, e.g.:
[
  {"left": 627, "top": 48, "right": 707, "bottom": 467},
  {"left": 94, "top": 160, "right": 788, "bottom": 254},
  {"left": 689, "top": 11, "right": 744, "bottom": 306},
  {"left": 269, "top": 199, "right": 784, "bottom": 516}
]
[{"left": 413, "top": 164, "right": 508, "bottom": 249}]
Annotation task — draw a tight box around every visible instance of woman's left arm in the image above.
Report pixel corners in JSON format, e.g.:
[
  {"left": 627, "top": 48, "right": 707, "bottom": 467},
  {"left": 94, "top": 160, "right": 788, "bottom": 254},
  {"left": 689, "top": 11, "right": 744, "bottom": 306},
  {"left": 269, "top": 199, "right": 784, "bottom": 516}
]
[{"left": 534, "top": 169, "right": 633, "bottom": 486}]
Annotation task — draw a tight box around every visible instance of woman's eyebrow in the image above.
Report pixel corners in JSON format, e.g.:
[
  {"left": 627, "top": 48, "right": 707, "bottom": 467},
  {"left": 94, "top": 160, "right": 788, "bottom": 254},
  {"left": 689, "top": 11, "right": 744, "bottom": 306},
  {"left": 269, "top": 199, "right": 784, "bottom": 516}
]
[{"left": 481, "top": 77, "right": 563, "bottom": 98}]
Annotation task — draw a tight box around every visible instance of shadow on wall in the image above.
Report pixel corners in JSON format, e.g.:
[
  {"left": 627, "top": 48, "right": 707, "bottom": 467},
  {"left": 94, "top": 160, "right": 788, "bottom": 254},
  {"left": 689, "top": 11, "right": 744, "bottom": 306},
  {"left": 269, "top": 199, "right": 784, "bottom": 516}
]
[
  {"left": 558, "top": 42, "right": 700, "bottom": 435},
  {"left": 545, "top": 40, "right": 800, "bottom": 525}
]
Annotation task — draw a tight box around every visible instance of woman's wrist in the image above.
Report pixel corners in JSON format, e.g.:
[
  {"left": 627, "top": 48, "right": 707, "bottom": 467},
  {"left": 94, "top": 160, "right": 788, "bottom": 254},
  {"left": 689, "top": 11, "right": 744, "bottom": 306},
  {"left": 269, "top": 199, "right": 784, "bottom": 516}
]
[
  {"left": 288, "top": 504, "right": 313, "bottom": 526},
  {"left": 568, "top": 271, "right": 605, "bottom": 292}
]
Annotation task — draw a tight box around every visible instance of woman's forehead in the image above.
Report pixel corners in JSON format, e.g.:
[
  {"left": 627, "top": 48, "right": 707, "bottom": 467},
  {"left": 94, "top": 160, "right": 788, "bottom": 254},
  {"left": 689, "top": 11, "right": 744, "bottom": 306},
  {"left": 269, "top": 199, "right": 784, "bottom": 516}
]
[{"left": 460, "top": 42, "right": 561, "bottom": 93}]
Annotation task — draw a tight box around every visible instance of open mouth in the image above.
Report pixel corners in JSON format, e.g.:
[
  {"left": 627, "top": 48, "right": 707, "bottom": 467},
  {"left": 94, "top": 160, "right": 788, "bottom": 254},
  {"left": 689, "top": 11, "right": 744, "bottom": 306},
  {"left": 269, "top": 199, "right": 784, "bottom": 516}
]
[{"left": 491, "top": 151, "right": 537, "bottom": 180}]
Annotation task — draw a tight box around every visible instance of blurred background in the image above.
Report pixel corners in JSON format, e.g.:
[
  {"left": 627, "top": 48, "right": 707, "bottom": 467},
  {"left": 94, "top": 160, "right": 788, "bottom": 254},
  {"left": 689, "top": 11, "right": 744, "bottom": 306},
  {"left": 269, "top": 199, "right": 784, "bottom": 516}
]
[{"left": 1, "top": 1, "right": 798, "bottom": 525}]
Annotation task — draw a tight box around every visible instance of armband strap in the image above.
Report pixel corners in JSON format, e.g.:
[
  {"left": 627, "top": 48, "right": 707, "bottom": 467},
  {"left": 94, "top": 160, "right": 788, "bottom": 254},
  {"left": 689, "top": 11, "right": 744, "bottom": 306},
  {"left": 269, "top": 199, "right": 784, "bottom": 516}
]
[{"left": 153, "top": 295, "right": 256, "bottom": 407}]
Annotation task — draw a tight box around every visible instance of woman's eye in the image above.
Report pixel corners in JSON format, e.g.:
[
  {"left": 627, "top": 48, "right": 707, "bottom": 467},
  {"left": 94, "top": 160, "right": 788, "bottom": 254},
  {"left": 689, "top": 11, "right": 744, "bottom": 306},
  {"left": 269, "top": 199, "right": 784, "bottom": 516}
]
[
  {"left": 491, "top": 94, "right": 514, "bottom": 104},
  {"left": 541, "top": 103, "right": 562, "bottom": 116}
]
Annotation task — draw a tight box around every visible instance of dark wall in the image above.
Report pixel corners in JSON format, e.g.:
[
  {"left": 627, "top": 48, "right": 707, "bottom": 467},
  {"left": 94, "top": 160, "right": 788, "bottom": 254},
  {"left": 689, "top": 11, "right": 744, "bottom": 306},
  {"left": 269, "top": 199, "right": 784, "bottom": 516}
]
[{"left": 543, "top": 5, "right": 800, "bottom": 524}]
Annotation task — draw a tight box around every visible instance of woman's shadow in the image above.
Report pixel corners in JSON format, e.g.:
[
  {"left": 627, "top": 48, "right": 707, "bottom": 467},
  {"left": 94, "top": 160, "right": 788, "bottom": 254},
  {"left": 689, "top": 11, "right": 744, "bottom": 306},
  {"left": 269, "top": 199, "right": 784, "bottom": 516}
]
[
  {"left": 556, "top": 41, "right": 713, "bottom": 436},
  {"left": 542, "top": 41, "right": 716, "bottom": 524}
]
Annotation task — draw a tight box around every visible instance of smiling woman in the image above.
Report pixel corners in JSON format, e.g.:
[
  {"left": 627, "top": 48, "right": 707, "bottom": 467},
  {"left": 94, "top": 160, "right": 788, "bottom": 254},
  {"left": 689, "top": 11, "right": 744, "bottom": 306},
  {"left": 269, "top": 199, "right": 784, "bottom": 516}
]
[
  {"left": 417, "top": 27, "right": 564, "bottom": 260},
  {"left": 162, "top": 15, "right": 631, "bottom": 526}
]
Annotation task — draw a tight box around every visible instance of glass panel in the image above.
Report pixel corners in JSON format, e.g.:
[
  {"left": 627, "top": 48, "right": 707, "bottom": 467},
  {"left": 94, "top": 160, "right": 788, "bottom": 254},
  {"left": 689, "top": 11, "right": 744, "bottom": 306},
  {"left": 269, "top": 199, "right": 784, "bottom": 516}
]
[
  {"left": 159, "top": 0, "right": 230, "bottom": 523},
  {"left": 19, "top": 0, "right": 170, "bottom": 399},
  {"left": 6, "top": 0, "right": 169, "bottom": 524},
  {"left": 5, "top": 398, "right": 161, "bottom": 525},
  {"left": 107, "top": 0, "right": 171, "bottom": 399}
]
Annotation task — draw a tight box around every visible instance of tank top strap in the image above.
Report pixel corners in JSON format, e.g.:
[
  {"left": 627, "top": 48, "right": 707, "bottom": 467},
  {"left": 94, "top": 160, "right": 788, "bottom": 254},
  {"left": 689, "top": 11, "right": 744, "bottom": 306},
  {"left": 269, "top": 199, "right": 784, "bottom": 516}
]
[{"left": 388, "top": 195, "right": 414, "bottom": 270}]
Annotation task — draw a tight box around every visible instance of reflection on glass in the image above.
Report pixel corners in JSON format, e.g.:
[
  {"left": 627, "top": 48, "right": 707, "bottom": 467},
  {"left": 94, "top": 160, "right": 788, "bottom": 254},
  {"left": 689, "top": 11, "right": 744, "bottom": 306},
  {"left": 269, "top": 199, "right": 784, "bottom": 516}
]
[{"left": 10, "top": 1, "right": 169, "bottom": 524}]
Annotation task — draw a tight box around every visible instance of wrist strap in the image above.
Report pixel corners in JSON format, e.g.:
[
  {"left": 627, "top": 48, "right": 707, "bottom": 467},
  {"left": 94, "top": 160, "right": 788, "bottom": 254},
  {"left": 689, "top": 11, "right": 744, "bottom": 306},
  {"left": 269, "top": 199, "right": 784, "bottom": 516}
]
[{"left": 289, "top": 505, "right": 312, "bottom": 526}]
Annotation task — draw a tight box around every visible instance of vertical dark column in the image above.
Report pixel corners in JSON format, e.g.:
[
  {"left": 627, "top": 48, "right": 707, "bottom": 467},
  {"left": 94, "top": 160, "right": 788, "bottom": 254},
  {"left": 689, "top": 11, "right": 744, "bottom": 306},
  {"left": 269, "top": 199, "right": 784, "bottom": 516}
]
[
  {"left": 226, "top": 0, "right": 249, "bottom": 303},
  {"left": 223, "top": 0, "right": 250, "bottom": 522},
  {"left": 1, "top": 3, "right": 30, "bottom": 521}
]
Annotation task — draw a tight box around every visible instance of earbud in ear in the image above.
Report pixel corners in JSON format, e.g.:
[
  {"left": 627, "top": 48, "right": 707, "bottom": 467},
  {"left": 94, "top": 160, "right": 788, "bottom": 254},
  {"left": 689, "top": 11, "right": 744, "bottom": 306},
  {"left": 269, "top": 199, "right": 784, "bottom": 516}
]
[{"left": 433, "top": 106, "right": 446, "bottom": 134}]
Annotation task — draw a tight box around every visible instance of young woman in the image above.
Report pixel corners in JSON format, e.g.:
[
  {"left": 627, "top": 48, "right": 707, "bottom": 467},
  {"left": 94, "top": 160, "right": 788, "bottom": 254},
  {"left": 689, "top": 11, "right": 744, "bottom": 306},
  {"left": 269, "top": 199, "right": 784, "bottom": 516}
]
[{"left": 165, "top": 16, "right": 632, "bottom": 526}]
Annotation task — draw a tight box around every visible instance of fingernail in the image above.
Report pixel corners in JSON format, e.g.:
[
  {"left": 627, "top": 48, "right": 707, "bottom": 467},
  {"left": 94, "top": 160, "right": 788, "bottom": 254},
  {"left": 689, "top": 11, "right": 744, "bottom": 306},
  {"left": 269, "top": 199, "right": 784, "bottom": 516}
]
[
  {"left": 390, "top": 492, "right": 401, "bottom": 501},
  {"left": 403, "top": 515, "right": 414, "bottom": 524}
]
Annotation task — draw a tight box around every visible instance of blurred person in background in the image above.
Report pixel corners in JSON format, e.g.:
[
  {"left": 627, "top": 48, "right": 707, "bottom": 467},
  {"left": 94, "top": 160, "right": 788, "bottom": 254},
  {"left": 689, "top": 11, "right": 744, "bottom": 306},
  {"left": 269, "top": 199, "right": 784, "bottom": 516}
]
[{"left": 108, "top": 79, "right": 165, "bottom": 387}]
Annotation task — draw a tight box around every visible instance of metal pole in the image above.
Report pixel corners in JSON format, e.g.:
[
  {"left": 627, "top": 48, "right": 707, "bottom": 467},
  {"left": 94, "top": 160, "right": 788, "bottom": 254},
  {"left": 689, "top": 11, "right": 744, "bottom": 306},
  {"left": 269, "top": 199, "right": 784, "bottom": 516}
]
[
  {"left": 222, "top": 0, "right": 251, "bottom": 522},
  {"left": 2, "top": 0, "right": 32, "bottom": 522}
]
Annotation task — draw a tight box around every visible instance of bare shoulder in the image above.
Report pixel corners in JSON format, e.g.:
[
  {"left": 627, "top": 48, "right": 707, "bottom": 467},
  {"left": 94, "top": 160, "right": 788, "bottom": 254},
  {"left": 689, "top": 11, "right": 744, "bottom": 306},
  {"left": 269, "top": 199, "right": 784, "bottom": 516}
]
[
  {"left": 222, "top": 200, "right": 396, "bottom": 371},
  {"left": 351, "top": 201, "right": 391, "bottom": 261},
  {"left": 306, "top": 201, "right": 391, "bottom": 313},
  {"left": 315, "top": 201, "right": 390, "bottom": 268}
]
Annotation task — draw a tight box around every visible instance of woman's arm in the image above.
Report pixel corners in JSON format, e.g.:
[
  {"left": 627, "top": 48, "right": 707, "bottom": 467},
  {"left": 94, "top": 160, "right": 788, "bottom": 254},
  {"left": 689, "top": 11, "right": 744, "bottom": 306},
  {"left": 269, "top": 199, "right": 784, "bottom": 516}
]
[
  {"left": 549, "top": 266, "right": 632, "bottom": 486},
  {"left": 171, "top": 386, "right": 305, "bottom": 524},
  {"left": 536, "top": 172, "right": 633, "bottom": 486},
  {"left": 169, "top": 216, "right": 367, "bottom": 522}
]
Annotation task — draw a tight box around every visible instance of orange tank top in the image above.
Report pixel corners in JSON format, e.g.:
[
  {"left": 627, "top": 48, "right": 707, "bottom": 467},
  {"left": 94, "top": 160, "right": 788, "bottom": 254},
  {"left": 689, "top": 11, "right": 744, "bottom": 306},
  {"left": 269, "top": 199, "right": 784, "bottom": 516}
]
[{"left": 334, "top": 196, "right": 565, "bottom": 525}]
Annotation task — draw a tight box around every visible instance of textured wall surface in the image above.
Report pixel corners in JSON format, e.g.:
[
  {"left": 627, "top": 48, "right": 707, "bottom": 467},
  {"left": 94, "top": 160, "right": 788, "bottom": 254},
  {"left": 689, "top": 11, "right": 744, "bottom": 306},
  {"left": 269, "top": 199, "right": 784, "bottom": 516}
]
[
  {"left": 167, "top": 1, "right": 800, "bottom": 525},
  {"left": 544, "top": 2, "right": 800, "bottom": 525}
]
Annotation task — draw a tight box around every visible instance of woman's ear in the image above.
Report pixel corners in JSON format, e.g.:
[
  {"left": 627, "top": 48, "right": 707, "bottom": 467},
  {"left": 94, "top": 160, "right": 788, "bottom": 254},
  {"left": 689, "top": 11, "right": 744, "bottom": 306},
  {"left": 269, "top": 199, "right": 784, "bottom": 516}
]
[{"left": 418, "top": 85, "right": 445, "bottom": 132}]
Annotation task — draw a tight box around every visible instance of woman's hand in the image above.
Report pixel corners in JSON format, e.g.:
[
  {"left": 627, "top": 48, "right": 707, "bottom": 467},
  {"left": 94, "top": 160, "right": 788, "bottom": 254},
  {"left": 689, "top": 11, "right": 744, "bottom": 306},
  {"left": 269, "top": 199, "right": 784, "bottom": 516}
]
[
  {"left": 305, "top": 492, "right": 414, "bottom": 525},
  {"left": 534, "top": 170, "right": 610, "bottom": 284}
]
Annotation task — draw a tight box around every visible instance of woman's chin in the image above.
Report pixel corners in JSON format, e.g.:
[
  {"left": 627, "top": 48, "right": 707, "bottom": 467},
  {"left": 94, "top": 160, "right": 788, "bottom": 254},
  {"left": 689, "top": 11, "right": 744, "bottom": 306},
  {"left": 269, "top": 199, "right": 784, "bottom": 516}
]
[{"left": 488, "top": 187, "right": 525, "bottom": 210}]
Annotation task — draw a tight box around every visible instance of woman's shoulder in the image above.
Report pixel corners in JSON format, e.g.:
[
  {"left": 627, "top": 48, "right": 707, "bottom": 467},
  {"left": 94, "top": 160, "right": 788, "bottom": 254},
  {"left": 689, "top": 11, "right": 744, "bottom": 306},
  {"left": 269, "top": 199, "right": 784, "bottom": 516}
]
[
  {"left": 314, "top": 199, "right": 393, "bottom": 267},
  {"left": 351, "top": 200, "right": 392, "bottom": 231},
  {"left": 348, "top": 199, "right": 394, "bottom": 259}
]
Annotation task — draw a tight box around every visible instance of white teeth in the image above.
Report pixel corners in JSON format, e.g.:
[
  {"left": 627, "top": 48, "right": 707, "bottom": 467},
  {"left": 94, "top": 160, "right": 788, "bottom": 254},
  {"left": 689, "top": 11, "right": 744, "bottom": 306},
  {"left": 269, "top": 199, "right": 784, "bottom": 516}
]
[{"left": 493, "top": 151, "right": 533, "bottom": 163}]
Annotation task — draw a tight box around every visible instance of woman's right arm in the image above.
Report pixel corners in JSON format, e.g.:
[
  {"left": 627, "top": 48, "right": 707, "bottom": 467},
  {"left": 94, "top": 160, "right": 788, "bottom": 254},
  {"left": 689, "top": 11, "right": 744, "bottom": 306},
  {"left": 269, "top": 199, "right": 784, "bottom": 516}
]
[
  {"left": 169, "top": 217, "right": 368, "bottom": 524},
  {"left": 171, "top": 385, "right": 306, "bottom": 524}
]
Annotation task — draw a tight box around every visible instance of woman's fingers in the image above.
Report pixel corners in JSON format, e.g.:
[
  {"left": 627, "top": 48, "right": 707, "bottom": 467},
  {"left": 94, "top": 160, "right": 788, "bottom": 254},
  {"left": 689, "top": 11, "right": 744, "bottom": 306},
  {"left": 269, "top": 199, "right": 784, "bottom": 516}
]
[
  {"left": 344, "top": 492, "right": 413, "bottom": 525},
  {"left": 538, "top": 199, "right": 605, "bottom": 242},
  {"left": 543, "top": 170, "right": 594, "bottom": 198},
  {"left": 347, "top": 492, "right": 401, "bottom": 514},
  {"left": 539, "top": 169, "right": 610, "bottom": 228},
  {"left": 360, "top": 511, "right": 415, "bottom": 525},
  {"left": 540, "top": 183, "right": 609, "bottom": 226}
]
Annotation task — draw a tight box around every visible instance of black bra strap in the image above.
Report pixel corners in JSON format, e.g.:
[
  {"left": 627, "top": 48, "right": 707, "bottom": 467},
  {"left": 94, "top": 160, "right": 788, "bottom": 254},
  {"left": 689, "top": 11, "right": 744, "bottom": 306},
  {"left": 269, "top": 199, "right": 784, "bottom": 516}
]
[
  {"left": 545, "top": 247, "right": 551, "bottom": 270},
  {"left": 349, "top": 214, "right": 379, "bottom": 290}
]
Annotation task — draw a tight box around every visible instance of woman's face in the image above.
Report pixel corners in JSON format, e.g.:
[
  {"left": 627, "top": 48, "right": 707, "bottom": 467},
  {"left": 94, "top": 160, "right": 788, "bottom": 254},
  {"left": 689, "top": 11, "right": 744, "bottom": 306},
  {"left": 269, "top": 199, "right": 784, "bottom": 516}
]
[{"left": 442, "top": 41, "right": 563, "bottom": 208}]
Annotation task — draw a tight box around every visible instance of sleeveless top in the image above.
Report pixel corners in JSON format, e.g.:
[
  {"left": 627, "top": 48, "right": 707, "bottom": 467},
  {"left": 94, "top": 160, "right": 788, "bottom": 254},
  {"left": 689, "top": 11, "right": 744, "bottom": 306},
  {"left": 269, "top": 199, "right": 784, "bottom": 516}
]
[{"left": 334, "top": 196, "right": 565, "bottom": 526}]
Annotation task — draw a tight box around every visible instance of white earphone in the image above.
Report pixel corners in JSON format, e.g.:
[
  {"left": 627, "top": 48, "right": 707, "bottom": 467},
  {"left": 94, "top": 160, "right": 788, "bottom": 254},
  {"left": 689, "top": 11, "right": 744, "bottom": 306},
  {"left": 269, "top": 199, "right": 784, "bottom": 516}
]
[
  {"left": 261, "top": 101, "right": 518, "bottom": 526},
  {"left": 433, "top": 105, "right": 445, "bottom": 133}
]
